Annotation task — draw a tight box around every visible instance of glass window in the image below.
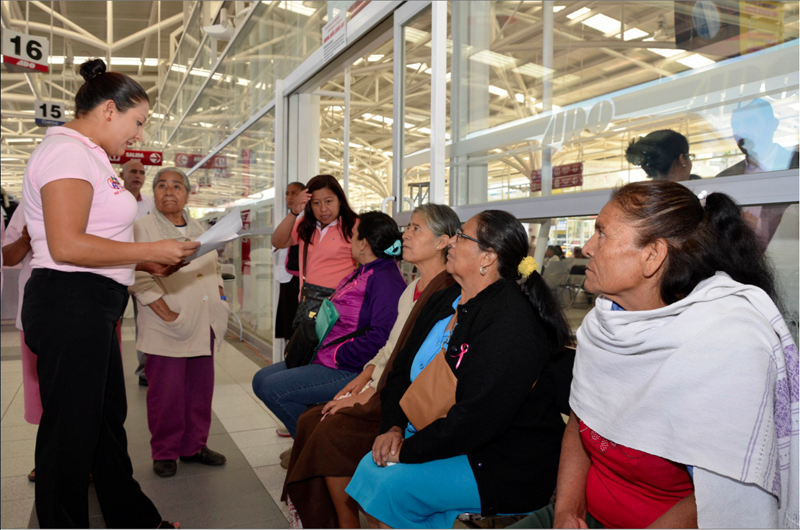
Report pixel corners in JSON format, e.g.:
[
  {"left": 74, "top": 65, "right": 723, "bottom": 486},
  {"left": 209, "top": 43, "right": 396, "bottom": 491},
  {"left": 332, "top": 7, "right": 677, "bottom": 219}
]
[
  {"left": 176, "top": 2, "right": 326, "bottom": 159},
  {"left": 400, "top": 5, "right": 453, "bottom": 209},
  {"left": 449, "top": 1, "right": 800, "bottom": 205}
]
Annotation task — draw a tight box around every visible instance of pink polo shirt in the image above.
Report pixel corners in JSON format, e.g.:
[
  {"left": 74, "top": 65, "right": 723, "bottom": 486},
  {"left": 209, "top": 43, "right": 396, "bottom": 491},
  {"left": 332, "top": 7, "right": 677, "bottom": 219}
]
[
  {"left": 291, "top": 215, "right": 356, "bottom": 293},
  {"left": 22, "top": 127, "right": 138, "bottom": 286}
]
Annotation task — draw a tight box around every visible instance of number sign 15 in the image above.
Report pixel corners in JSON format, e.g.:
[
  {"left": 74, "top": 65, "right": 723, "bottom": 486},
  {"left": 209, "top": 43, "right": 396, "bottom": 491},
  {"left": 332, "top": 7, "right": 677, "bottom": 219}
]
[
  {"left": 34, "top": 100, "right": 65, "bottom": 126},
  {"left": 2, "top": 29, "right": 49, "bottom": 73}
]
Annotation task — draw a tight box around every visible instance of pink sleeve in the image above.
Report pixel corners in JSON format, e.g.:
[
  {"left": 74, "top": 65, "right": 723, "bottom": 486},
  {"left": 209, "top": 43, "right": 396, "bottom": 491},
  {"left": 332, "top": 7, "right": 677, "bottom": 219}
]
[
  {"left": 32, "top": 140, "right": 97, "bottom": 191},
  {"left": 4, "top": 206, "right": 25, "bottom": 244},
  {"left": 290, "top": 215, "right": 302, "bottom": 246}
]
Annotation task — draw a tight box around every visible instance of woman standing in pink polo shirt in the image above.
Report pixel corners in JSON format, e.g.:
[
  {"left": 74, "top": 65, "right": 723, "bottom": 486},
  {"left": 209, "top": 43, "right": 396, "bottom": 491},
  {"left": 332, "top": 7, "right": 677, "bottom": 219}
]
[
  {"left": 21, "top": 59, "right": 195, "bottom": 529},
  {"left": 272, "top": 174, "right": 358, "bottom": 327}
]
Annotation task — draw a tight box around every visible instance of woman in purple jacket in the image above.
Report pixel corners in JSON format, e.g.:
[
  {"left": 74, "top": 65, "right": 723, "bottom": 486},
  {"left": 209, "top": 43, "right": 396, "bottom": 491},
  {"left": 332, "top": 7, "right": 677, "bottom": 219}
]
[{"left": 253, "top": 211, "right": 407, "bottom": 437}]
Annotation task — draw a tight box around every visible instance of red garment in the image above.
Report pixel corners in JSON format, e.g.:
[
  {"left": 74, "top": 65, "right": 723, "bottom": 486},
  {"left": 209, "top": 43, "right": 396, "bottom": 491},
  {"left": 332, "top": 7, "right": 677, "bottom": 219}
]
[
  {"left": 413, "top": 283, "right": 422, "bottom": 301},
  {"left": 581, "top": 421, "right": 694, "bottom": 528}
]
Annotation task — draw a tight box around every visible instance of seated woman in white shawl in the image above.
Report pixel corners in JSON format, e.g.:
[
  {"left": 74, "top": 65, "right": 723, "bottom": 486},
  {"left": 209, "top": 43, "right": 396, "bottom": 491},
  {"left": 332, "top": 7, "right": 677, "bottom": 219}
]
[{"left": 513, "top": 181, "right": 798, "bottom": 529}]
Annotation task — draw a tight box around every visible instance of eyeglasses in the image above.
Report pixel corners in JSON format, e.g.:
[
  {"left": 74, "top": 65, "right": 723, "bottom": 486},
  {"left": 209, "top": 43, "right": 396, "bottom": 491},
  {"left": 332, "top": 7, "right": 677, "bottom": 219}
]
[
  {"left": 455, "top": 229, "right": 480, "bottom": 244},
  {"left": 686, "top": 153, "right": 696, "bottom": 161}
]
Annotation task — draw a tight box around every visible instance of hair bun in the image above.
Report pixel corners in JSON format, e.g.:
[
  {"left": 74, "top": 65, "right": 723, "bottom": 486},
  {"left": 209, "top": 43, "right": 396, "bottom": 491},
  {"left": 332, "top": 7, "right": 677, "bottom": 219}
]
[{"left": 79, "top": 59, "right": 106, "bottom": 82}]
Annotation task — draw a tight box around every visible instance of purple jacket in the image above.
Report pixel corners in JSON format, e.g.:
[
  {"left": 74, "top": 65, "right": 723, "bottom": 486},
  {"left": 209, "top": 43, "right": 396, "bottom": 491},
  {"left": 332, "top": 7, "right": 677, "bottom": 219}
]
[{"left": 313, "top": 258, "right": 407, "bottom": 372}]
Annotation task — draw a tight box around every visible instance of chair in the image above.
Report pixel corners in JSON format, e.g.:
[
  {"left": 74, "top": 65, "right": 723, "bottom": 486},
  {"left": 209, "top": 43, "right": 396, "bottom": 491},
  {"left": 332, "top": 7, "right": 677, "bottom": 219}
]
[{"left": 542, "top": 259, "right": 572, "bottom": 300}]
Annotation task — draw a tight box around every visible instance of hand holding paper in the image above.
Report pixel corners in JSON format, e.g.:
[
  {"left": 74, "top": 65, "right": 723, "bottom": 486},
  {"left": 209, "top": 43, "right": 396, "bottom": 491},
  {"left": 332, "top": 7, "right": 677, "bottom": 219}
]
[{"left": 186, "top": 207, "right": 249, "bottom": 262}]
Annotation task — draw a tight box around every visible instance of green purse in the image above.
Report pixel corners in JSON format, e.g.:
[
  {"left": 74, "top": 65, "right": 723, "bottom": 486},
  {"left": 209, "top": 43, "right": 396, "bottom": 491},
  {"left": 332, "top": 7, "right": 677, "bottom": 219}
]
[{"left": 315, "top": 298, "right": 340, "bottom": 345}]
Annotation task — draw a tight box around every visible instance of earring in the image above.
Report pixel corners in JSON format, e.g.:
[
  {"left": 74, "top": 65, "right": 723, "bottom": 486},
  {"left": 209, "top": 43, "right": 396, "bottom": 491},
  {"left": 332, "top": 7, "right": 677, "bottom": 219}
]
[
  {"left": 359, "top": 250, "right": 364, "bottom": 255},
  {"left": 436, "top": 246, "right": 440, "bottom": 250},
  {"left": 682, "top": 164, "right": 686, "bottom": 168},
  {"left": 480, "top": 265, "right": 487, "bottom": 276}
]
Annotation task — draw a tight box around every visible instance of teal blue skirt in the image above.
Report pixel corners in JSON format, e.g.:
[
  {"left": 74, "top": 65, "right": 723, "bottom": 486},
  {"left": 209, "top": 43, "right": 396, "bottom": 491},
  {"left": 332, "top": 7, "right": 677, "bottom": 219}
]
[{"left": 346, "top": 452, "right": 482, "bottom": 529}]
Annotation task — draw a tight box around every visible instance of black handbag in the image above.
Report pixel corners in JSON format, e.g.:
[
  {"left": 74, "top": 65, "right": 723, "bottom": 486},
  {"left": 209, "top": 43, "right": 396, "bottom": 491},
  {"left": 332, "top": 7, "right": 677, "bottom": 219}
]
[
  {"left": 291, "top": 240, "right": 335, "bottom": 330},
  {"left": 284, "top": 321, "right": 370, "bottom": 369}
]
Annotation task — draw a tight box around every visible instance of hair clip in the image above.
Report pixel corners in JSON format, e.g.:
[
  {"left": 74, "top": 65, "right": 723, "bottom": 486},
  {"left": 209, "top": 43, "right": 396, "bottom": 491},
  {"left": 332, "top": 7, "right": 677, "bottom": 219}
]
[
  {"left": 696, "top": 189, "right": 708, "bottom": 208},
  {"left": 384, "top": 240, "right": 402, "bottom": 256}
]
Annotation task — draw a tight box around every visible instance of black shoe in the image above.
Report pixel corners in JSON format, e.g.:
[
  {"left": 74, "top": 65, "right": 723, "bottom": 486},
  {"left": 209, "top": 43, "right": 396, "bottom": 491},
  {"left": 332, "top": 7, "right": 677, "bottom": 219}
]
[
  {"left": 179, "top": 446, "right": 226, "bottom": 466},
  {"left": 153, "top": 459, "right": 177, "bottom": 477},
  {"left": 139, "top": 376, "right": 148, "bottom": 387}
]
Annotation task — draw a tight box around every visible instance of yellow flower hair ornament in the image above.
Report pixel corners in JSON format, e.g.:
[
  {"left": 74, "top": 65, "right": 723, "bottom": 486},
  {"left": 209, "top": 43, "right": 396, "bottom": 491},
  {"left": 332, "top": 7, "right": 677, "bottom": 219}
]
[{"left": 518, "top": 256, "right": 538, "bottom": 279}]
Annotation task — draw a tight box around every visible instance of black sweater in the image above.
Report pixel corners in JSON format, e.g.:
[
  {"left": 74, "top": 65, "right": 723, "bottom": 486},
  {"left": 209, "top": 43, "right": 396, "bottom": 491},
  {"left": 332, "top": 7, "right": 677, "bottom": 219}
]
[{"left": 380, "top": 279, "right": 565, "bottom": 516}]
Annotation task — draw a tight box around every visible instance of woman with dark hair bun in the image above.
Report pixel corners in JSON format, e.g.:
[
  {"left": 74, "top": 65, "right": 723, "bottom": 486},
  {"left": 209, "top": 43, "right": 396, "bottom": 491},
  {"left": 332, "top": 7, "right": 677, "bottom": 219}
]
[
  {"left": 272, "top": 174, "right": 359, "bottom": 329},
  {"left": 21, "top": 58, "right": 193, "bottom": 528},
  {"left": 513, "top": 180, "right": 797, "bottom": 529},
  {"left": 626, "top": 129, "right": 701, "bottom": 182},
  {"left": 253, "top": 211, "right": 407, "bottom": 438},
  {"left": 347, "top": 210, "right": 570, "bottom": 529}
]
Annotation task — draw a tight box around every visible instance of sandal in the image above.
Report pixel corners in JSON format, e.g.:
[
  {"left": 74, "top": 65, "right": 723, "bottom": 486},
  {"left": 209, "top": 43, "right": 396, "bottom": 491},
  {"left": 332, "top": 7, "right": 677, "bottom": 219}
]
[{"left": 28, "top": 468, "right": 35, "bottom": 482}]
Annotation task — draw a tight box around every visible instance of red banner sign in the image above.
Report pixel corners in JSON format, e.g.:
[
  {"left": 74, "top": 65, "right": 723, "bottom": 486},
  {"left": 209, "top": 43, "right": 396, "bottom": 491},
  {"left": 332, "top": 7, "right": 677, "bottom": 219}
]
[
  {"left": 174, "top": 153, "right": 228, "bottom": 169},
  {"left": 108, "top": 150, "right": 163, "bottom": 166},
  {"left": 530, "top": 162, "right": 584, "bottom": 192}
]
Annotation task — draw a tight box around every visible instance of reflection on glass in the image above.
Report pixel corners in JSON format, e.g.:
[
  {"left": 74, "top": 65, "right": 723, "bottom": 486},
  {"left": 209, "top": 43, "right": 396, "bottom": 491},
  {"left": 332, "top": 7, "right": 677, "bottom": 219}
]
[
  {"left": 447, "top": 1, "right": 799, "bottom": 205},
  {"left": 717, "top": 98, "right": 800, "bottom": 176}
]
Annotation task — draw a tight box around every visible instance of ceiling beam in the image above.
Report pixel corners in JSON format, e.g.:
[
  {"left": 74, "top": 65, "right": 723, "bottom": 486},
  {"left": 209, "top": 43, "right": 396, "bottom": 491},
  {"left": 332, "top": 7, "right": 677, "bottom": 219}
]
[{"left": 111, "top": 13, "right": 183, "bottom": 53}]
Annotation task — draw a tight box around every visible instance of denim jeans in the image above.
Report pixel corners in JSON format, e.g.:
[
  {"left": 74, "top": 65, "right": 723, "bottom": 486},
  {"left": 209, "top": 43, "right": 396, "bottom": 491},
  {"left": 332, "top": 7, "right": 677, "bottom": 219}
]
[{"left": 252, "top": 361, "right": 358, "bottom": 438}]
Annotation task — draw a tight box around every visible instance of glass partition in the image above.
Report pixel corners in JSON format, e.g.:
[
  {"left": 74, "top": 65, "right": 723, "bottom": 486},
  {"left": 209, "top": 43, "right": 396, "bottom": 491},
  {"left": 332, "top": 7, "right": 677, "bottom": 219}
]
[
  {"left": 400, "top": 5, "right": 453, "bottom": 209},
  {"left": 176, "top": 1, "right": 326, "bottom": 159},
  {"left": 449, "top": 1, "right": 800, "bottom": 205}
]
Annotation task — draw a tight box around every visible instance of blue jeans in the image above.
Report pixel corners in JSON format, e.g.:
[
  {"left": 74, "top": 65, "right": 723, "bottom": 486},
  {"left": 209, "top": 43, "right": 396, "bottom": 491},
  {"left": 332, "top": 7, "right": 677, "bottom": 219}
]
[{"left": 252, "top": 361, "right": 358, "bottom": 438}]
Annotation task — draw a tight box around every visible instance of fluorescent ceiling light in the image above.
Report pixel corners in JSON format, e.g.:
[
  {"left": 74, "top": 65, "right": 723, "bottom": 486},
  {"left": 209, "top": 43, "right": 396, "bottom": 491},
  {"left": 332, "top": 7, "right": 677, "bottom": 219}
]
[
  {"left": 367, "top": 54, "right": 384, "bottom": 62},
  {"left": 0, "top": 158, "right": 20, "bottom": 161},
  {"left": 677, "top": 54, "right": 716, "bottom": 68},
  {"left": 199, "top": 122, "right": 214, "bottom": 128},
  {"left": 277, "top": 1, "right": 317, "bottom": 17},
  {"left": 6, "top": 138, "right": 33, "bottom": 143},
  {"left": 617, "top": 28, "right": 648, "bottom": 40},
  {"left": 349, "top": 142, "right": 364, "bottom": 149},
  {"left": 406, "top": 63, "right": 432, "bottom": 74},
  {"left": 567, "top": 7, "right": 591, "bottom": 20},
  {"left": 582, "top": 14, "right": 622, "bottom": 34},
  {"left": 488, "top": 85, "right": 509, "bottom": 98},
  {"left": 553, "top": 6, "right": 566, "bottom": 12},
  {"left": 648, "top": 48, "right": 683, "bottom": 58},
  {"left": 515, "top": 94, "right": 536, "bottom": 103},
  {"left": 405, "top": 27, "right": 430, "bottom": 44},
  {"left": 512, "top": 62, "right": 554, "bottom": 78},
  {"left": 236, "top": 77, "right": 250, "bottom": 86},
  {"left": 469, "top": 50, "right": 518, "bottom": 70}
]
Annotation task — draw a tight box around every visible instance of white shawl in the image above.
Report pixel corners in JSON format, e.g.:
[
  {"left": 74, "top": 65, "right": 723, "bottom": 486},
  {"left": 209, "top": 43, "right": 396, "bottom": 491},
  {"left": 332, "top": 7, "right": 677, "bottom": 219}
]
[{"left": 571, "top": 272, "right": 798, "bottom": 528}]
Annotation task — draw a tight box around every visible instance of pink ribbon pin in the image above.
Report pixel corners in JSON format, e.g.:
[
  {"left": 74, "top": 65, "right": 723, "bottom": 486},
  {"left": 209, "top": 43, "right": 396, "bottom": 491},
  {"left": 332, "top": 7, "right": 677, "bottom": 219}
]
[{"left": 452, "top": 343, "right": 469, "bottom": 369}]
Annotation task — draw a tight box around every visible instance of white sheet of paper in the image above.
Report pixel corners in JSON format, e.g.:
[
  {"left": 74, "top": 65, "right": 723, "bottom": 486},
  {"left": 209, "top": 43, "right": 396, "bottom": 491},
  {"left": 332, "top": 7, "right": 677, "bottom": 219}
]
[{"left": 185, "top": 208, "right": 246, "bottom": 262}]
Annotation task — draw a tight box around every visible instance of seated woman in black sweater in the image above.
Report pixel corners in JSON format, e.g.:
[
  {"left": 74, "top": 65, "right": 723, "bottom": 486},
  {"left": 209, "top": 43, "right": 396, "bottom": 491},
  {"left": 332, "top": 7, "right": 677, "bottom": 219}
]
[{"left": 346, "top": 210, "right": 571, "bottom": 529}]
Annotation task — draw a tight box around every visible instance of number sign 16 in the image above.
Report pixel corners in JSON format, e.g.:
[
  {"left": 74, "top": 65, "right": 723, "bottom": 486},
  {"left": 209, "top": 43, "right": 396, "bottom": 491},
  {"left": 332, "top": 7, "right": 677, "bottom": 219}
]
[{"left": 2, "top": 29, "right": 49, "bottom": 73}]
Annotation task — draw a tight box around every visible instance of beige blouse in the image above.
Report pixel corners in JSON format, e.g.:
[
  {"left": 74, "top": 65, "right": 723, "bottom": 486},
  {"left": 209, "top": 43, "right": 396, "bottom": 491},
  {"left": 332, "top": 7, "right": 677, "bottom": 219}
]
[
  {"left": 365, "top": 278, "right": 420, "bottom": 385},
  {"left": 129, "top": 214, "right": 228, "bottom": 358}
]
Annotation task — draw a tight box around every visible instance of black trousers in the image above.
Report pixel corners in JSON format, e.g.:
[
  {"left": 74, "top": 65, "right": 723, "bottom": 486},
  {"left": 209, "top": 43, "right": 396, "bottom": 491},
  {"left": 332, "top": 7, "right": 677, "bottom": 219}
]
[{"left": 22, "top": 269, "right": 162, "bottom": 529}]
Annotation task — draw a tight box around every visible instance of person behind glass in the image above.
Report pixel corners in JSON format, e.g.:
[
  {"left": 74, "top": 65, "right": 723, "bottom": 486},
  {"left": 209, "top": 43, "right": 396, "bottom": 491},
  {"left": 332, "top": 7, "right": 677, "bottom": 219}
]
[
  {"left": 121, "top": 158, "right": 156, "bottom": 387},
  {"left": 129, "top": 168, "right": 229, "bottom": 478},
  {"left": 20, "top": 59, "right": 196, "bottom": 529},
  {"left": 717, "top": 98, "right": 799, "bottom": 177},
  {"left": 253, "top": 212, "right": 407, "bottom": 438},
  {"left": 274, "top": 181, "right": 306, "bottom": 341},
  {"left": 625, "top": 129, "right": 701, "bottom": 182},
  {"left": 282, "top": 204, "right": 460, "bottom": 528},
  {"left": 543, "top": 244, "right": 563, "bottom": 268},
  {"left": 346, "top": 211, "right": 572, "bottom": 529},
  {"left": 2, "top": 205, "right": 42, "bottom": 483},
  {"left": 512, "top": 181, "right": 798, "bottom": 529},
  {"left": 272, "top": 174, "right": 358, "bottom": 323}
]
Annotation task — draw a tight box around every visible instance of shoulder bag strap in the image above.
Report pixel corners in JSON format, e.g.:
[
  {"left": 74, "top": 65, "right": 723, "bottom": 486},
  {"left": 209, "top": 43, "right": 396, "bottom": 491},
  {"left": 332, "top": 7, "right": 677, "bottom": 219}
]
[{"left": 302, "top": 236, "right": 309, "bottom": 282}]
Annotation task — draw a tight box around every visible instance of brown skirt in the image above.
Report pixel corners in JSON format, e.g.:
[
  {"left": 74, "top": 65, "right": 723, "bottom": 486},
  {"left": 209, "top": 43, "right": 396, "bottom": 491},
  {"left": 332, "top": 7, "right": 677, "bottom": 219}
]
[{"left": 282, "top": 392, "right": 382, "bottom": 528}]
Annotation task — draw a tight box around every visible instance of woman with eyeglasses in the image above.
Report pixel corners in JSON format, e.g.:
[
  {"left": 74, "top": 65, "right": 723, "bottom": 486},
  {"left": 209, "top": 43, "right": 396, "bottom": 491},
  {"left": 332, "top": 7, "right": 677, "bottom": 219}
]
[
  {"left": 346, "top": 211, "right": 571, "bottom": 529},
  {"left": 626, "top": 130, "right": 701, "bottom": 182}
]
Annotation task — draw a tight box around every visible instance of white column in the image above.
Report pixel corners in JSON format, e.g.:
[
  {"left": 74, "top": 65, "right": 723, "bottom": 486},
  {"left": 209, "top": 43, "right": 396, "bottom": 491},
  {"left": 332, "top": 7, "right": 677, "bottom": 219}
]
[
  {"left": 541, "top": 1, "right": 554, "bottom": 197},
  {"left": 429, "top": 1, "right": 447, "bottom": 205},
  {"left": 343, "top": 66, "right": 351, "bottom": 198}
]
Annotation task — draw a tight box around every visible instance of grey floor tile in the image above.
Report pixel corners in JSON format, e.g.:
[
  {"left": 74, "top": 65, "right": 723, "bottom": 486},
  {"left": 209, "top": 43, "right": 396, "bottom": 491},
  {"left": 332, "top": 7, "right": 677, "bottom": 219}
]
[
  {"left": 0, "top": 455, "right": 36, "bottom": 479},
  {"left": 0, "top": 476, "right": 35, "bottom": 502},
  {"left": 233, "top": 517, "right": 290, "bottom": 529},
  {"left": 0, "top": 424, "right": 38, "bottom": 443},
  {"left": 1, "top": 497, "right": 35, "bottom": 529}
]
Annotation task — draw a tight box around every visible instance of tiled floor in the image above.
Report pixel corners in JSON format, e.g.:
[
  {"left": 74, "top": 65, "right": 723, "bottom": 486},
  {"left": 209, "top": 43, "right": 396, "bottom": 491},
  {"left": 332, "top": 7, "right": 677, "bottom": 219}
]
[{"left": 0, "top": 320, "right": 292, "bottom": 529}]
